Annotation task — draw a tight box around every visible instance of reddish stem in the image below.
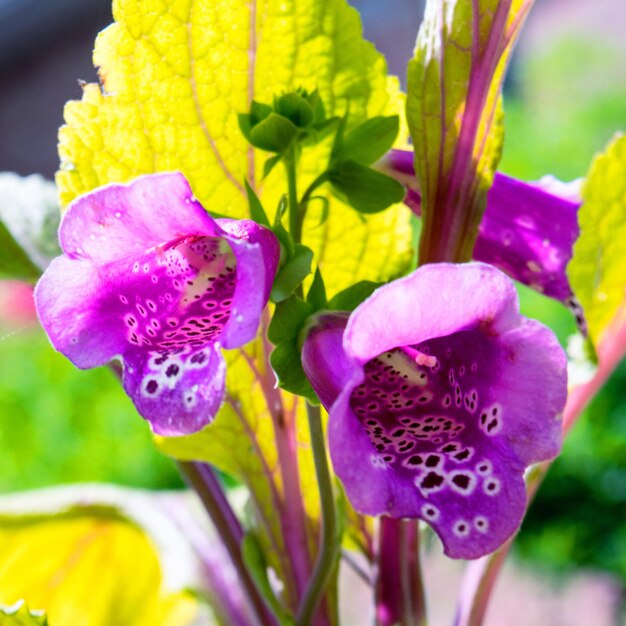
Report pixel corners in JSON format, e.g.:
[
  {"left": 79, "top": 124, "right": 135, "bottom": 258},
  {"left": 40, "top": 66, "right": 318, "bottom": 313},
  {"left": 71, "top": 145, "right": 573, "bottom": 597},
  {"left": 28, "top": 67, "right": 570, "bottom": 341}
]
[{"left": 375, "top": 518, "right": 426, "bottom": 626}]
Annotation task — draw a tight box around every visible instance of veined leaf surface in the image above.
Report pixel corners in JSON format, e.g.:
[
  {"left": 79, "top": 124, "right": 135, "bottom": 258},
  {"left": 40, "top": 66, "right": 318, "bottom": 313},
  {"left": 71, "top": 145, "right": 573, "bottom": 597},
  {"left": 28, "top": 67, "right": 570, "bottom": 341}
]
[{"left": 57, "top": 0, "right": 413, "bottom": 296}]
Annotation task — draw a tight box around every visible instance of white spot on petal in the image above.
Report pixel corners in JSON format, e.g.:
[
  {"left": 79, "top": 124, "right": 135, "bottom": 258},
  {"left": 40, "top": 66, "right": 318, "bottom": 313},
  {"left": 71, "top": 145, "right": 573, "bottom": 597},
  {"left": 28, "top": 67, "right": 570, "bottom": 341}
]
[
  {"left": 421, "top": 504, "right": 440, "bottom": 521},
  {"left": 483, "top": 477, "right": 501, "bottom": 496},
  {"left": 453, "top": 520, "right": 470, "bottom": 537}
]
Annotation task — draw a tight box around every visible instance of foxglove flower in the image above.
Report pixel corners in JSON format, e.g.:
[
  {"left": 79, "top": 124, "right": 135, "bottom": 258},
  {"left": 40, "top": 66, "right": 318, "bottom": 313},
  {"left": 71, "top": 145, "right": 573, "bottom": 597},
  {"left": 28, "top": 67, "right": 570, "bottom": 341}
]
[
  {"left": 302, "top": 263, "right": 567, "bottom": 559},
  {"left": 383, "top": 150, "right": 581, "bottom": 303},
  {"left": 35, "top": 173, "right": 279, "bottom": 436}
]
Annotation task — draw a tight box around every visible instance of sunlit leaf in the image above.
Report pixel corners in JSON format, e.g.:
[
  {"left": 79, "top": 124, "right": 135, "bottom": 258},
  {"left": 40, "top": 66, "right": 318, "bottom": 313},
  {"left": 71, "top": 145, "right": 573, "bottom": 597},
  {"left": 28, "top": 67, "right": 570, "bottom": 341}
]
[
  {"left": 0, "top": 486, "right": 207, "bottom": 626},
  {"left": 57, "top": 0, "right": 413, "bottom": 296},
  {"left": 568, "top": 134, "right": 626, "bottom": 345},
  {"left": 406, "top": 0, "right": 532, "bottom": 261}
]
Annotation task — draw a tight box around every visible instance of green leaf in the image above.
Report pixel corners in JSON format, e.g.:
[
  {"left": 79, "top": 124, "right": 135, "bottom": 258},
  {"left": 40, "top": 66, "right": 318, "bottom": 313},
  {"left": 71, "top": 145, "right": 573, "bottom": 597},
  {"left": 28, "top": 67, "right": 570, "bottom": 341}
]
[
  {"left": 0, "top": 602, "right": 48, "bottom": 626},
  {"left": 568, "top": 134, "right": 626, "bottom": 345},
  {"left": 249, "top": 113, "right": 299, "bottom": 153},
  {"left": 307, "top": 90, "right": 326, "bottom": 125},
  {"left": 332, "top": 115, "right": 399, "bottom": 165},
  {"left": 263, "top": 155, "right": 282, "bottom": 179},
  {"left": 242, "top": 533, "right": 294, "bottom": 625},
  {"left": 406, "top": 0, "right": 531, "bottom": 261},
  {"left": 0, "top": 221, "right": 41, "bottom": 282},
  {"left": 268, "top": 296, "right": 314, "bottom": 345},
  {"left": 270, "top": 341, "right": 317, "bottom": 402},
  {"left": 307, "top": 267, "right": 327, "bottom": 309},
  {"left": 250, "top": 100, "right": 274, "bottom": 125},
  {"left": 326, "top": 280, "right": 383, "bottom": 311},
  {"left": 271, "top": 244, "right": 314, "bottom": 302},
  {"left": 244, "top": 179, "right": 271, "bottom": 227},
  {"left": 328, "top": 161, "right": 405, "bottom": 214},
  {"left": 275, "top": 93, "right": 314, "bottom": 128}
]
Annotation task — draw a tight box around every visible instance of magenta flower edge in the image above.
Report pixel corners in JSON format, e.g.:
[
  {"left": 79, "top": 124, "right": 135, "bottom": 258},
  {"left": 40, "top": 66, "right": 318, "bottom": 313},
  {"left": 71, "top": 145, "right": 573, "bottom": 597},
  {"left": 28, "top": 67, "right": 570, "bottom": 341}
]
[{"left": 35, "top": 172, "right": 279, "bottom": 436}]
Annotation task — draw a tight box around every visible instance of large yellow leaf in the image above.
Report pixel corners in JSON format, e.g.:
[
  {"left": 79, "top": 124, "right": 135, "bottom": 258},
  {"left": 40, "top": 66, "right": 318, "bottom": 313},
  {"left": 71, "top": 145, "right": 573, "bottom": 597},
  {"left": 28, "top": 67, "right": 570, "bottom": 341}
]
[
  {"left": 0, "top": 487, "right": 205, "bottom": 626},
  {"left": 57, "top": 0, "right": 413, "bottom": 296}
]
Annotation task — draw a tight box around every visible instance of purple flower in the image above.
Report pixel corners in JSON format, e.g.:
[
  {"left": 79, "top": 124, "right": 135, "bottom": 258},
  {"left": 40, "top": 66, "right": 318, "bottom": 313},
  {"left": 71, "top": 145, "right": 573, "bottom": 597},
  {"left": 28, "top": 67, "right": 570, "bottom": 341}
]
[
  {"left": 302, "top": 263, "right": 567, "bottom": 559},
  {"left": 35, "top": 173, "right": 279, "bottom": 436},
  {"left": 383, "top": 150, "right": 581, "bottom": 303}
]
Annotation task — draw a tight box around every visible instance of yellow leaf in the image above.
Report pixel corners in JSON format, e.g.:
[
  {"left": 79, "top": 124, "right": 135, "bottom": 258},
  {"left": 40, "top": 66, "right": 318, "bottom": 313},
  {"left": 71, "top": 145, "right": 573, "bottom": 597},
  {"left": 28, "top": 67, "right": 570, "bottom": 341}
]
[
  {"left": 569, "top": 133, "right": 626, "bottom": 345},
  {"left": 57, "top": 0, "right": 413, "bottom": 296},
  {"left": 0, "top": 491, "right": 202, "bottom": 626}
]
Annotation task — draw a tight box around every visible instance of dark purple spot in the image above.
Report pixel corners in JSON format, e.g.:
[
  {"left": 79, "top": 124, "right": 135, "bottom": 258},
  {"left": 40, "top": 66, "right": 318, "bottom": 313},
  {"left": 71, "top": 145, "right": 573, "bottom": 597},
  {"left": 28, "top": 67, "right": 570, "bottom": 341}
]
[
  {"left": 455, "top": 449, "right": 470, "bottom": 461},
  {"left": 146, "top": 380, "right": 158, "bottom": 394},
  {"left": 452, "top": 474, "right": 470, "bottom": 489},
  {"left": 166, "top": 364, "right": 180, "bottom": 378},
  {"left": 406, "top": 454, "right": 423, "bottom": 466},
  {"left": 425, "top": 455, "right": 440, "bottom": 468},
  {"left": 421, "top": 472, "right": 444, "bottom": 490}
]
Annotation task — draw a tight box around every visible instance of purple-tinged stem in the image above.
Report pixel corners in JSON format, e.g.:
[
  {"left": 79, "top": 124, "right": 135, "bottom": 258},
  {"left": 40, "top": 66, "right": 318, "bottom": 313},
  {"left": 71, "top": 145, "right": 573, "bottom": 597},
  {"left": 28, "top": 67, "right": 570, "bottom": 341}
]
[
  {"left": 178, "top": 461, "right": 278, "bottom": 626},
  {"left": 257, "top": 311, "right": 314, "bottom": 608},
  {"left": 454, "top": 305, "right": 626, "bottom": 626},
  {"left": 163, "top": 494, "right": 250, "bottom": 626},
  {"left": 374, "top": 518, "right": 426, "bottom": 626}
]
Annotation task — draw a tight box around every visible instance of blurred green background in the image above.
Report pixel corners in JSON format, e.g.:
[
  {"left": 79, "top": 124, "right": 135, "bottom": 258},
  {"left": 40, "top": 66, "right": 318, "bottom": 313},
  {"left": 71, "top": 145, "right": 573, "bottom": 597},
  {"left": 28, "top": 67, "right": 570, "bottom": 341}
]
[{"left": 0, "top": 0, "right": 624, "bottom": 599}]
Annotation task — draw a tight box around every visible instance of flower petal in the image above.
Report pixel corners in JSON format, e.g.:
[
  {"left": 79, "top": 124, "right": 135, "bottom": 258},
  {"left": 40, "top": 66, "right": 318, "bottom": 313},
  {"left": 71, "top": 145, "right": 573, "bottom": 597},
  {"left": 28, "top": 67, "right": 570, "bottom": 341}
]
[
  {"left": 473, "top": 173, "right": 580, "bottom": 301},
  {"left": 304, "top": 263, "right": 567, "bottom": 559},
  {"left": 37, "top": 173, "right": 279, "bottom": 435},
  {"left": 59, "top": 172, "right": 219, "bottom": 263},
  {"left": 383, "top": 150, "right": 581, "bottom": 301},
  {"left": 123, "top": 343, "right": 226, "bottom": 436},
  {"left": 34, "top": 255, "right": 127, "bottom": 369},
  {"left": 344, "top": 263, "right": 519, "bottom": 364},
  {"left": 217, "top": 219, "right": 280, "bottom": 348},
  {"left": 301, "top": 312, "right": 354, "bottom": 408}
]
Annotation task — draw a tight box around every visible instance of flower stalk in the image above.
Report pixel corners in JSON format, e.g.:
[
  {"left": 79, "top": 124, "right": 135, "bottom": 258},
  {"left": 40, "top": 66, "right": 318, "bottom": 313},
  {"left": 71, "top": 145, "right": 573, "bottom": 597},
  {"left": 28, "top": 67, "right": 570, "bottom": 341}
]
[
  {"left": 375, "top": 518, "right": 426, "bottom": 626},
  {"left": 178, "top": 461, "right": 278, "bottom": 626},
  {"left": 295, "top": 402, "right": 340, "bottom": 626}
]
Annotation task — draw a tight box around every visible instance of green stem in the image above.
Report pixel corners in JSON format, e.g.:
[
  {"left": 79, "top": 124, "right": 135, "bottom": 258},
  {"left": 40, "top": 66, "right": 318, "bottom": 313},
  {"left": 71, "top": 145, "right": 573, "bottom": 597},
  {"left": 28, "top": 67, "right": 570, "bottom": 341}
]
[
  {"left": 299, "top": 172, "right": 329, "bottom": 215},
  {"left": 285, "top": 148, "right": 302, "bottom": 244},
  {"left": 295, "top": 402, "right": 340, "bottom": 626}
]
